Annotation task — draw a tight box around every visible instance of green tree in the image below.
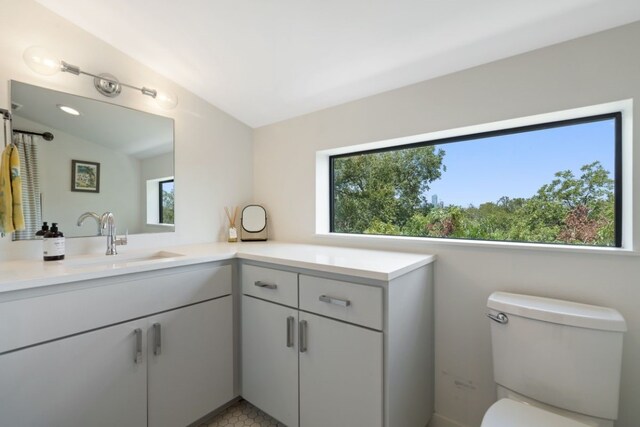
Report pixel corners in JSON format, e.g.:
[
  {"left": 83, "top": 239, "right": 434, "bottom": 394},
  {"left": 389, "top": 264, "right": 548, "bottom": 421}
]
[
  {"left": 162, "top": 189, "right": 175, "bottom": 224},
  {"left": 333, "top": 151, "right": 614, "bottom": 246},
  {"left": 364, "top": 219, "right": 401, "bottom": 235},
  {"left": 333, "top": 146, "right": 446, "bottom": 234},
  {"left": 510, "top": 161, "right": 614, "bottom": 245},
  {"left": 423, "top": 206, "right": 463, "bottom": 238},
  {"left": 459, "top": 197, "right": 526, "bottom": 240}
]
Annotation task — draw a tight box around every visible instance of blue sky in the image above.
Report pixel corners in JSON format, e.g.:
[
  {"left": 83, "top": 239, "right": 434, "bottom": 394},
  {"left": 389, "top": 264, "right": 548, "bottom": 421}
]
[{"left": 425, "top": 118, "right": 616, "bottom": 207}]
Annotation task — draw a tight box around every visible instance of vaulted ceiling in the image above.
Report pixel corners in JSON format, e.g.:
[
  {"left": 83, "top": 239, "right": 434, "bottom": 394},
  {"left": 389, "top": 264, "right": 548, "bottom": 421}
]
[{"left": 35, "top": 0, "right": 640, "bottom": 127}]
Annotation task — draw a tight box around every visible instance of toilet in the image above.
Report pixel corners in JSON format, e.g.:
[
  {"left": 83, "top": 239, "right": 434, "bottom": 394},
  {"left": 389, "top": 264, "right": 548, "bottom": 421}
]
[{"left": 482, "top": 292, "right": 627, "bottom": 427}]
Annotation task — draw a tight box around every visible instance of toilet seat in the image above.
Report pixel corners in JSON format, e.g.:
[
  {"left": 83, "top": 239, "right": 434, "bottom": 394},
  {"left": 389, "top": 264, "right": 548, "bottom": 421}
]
[{"left": 481, "top": 399, "right": 590, "bottom": 427}]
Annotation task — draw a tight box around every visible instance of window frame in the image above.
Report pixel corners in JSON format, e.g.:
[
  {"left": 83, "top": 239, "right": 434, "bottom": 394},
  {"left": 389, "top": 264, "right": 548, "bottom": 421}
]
[
  {"left": 158, "top": 178, "right": 174, "bottom": 225},
  {"left": 329, "top": 112, "right": 623, "bottom": 248}
]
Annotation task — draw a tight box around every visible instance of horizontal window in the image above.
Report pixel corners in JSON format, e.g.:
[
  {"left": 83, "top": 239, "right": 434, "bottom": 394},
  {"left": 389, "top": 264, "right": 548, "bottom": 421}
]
[{"left": 330, "top": 113, "right": 621, "bottom": 247}]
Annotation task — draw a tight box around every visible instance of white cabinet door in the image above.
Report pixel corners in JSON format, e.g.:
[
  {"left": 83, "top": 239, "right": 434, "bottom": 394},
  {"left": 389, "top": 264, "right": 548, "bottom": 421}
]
[
  {"left": 148, "top": 296, "right": 234, "bottom": 427},
  {"left": 0, "top": 318, "right": 147, "bottom": 427},
  {"left": 242, "top": 295, "right": 299, "bottom": 427},
  {"left": 299, "top": 312, "right": 383, "bottom": 427}
]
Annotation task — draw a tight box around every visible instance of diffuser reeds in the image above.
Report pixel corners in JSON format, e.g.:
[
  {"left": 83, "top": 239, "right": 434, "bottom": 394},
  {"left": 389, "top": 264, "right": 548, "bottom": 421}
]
[{"left": 225, "top": 206, "right": 238, "bottom": 242}]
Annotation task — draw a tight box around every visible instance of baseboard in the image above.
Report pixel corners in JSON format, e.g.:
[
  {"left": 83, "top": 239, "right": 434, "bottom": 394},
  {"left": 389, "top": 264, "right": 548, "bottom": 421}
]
[
  {"left": 187, "top": 395, "right": 242, "bottom": 427},
  {"left": 428, "top": 412, "right": 468, "bottom": 427}
]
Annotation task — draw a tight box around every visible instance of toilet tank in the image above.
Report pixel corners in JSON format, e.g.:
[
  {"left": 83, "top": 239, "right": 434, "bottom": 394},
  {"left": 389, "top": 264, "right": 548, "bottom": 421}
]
[{"left": 487, "top": 292, "right": 626, "bottom": 421}]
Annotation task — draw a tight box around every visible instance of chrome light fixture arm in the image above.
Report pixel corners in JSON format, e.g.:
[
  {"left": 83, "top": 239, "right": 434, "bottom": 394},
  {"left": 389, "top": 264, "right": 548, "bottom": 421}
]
[{"left": 23, "top": 46, "right": 177, "bottom": 108}]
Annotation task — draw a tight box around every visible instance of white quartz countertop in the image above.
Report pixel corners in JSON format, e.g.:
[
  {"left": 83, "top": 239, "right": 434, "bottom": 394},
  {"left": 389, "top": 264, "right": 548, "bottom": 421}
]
[{"left": 0, "top": 241, "right": 435, "bottom": 294}]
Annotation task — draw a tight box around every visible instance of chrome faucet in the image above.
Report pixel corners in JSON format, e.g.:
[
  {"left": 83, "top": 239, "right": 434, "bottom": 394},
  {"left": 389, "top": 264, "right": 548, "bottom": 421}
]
[
  {"left": 77, "top": 211, "right": 102, "bottom": 236},
  {"left": 100, "top": 212, "right": 127, "bottom": 255}
]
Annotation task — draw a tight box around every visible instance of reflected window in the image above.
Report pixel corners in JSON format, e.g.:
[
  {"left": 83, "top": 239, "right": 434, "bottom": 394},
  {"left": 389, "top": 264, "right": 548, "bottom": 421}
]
[
  {"left": 146, "top": 176, "right": 174, "bottom": 227},
  {"left": 159, "top": 179, "right": 174, "bottom": 225}
]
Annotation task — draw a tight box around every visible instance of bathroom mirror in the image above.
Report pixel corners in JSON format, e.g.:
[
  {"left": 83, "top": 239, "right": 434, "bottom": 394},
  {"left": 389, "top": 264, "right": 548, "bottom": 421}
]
[
  {"left": 10, "top": 81, "right": 175, "bottom": 239},
  {"left": 241, "top": 205, "right": 268, "bottom": 241}
]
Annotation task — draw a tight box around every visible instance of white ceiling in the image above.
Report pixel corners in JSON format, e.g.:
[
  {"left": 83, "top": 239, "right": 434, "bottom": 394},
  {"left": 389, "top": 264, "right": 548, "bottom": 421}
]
[
  {"left": 12, "top": 81, "right": 174, "bottom": 159},
  {"left": 35, "top": 0, "right": 640, "bottom": 128}
]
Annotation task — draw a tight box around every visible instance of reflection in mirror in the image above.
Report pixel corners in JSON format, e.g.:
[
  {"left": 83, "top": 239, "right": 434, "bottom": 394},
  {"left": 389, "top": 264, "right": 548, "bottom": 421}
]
[{"left": 10, "top": 81, "right": 175, "bottom": 239}]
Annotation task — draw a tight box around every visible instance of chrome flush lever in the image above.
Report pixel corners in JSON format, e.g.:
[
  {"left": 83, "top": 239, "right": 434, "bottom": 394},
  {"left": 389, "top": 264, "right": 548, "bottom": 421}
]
[{"left": 487, "top": 312, "right": 508, "bottom": 324}]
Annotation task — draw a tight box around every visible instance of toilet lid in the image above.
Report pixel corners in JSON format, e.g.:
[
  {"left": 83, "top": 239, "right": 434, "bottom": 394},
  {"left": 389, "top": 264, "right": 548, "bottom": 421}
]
[{"left": 481, "top": 399, "right": 590, "bottom": 427}]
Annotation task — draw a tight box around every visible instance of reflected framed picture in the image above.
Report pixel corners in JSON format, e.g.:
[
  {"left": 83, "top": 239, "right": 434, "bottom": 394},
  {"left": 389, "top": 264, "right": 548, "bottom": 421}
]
[{"left": 71, "top": 160, "right": 100, "bottom": 193}]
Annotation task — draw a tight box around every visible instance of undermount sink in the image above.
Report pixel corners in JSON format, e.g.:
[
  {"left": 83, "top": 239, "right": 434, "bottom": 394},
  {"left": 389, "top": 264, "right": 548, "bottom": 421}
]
[{"left": 62, "top": 251, "right": 185, "bottom": 269}]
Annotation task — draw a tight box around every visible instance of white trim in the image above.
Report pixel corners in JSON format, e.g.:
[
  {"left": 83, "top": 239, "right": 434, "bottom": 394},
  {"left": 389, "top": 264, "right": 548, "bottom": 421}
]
[
  {"left": 316, "top": 100, "right": 634, "bottom": 252},
  {"left": 314, "top": 232, "right": 640, "bottom": 257},
  {"left": 145, "top": 223, "right": 175, "bottom": 228}
]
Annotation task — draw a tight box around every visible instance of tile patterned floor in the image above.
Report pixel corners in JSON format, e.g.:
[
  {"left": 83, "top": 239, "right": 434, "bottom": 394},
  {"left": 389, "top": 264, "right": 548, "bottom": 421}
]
[{"left": 203, "top": 399, "right": 286, "bottom": 427}]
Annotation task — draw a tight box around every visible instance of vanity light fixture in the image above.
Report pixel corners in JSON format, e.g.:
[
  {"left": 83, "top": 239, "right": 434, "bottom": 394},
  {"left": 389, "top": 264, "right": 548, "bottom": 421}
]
[
  {"left": 23, "top": 46, "right": 178, "bottom": 109},
  {"left": 56, "top": 104, "right": 81, "bottom": 116}
]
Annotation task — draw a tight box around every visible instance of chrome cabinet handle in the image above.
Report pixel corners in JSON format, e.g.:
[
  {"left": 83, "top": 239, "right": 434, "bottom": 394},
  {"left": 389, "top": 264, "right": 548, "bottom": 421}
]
[
  {"left": 319, "top": 294, "right": 351, "bottom": 307},
  {"left": 134, "top": 328, "right": 143, "bottom": 364},
  {"left": 286, "top": 316, "right": 294, "bottom": 348},
  {"left": 487, "top": 312, "right": 509, "bottom": 324},
  {"left": 153, "top": 323, "right": 162, "bottom": 355},
  {"left": 254, "top": 281, "right": 277, "bottom": 290},
  {"left": 299, "top": 320, "right": 308, "bottom": 353}
]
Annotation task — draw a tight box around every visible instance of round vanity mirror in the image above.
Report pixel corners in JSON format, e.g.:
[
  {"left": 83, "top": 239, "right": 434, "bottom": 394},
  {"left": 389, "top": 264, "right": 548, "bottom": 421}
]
[{"left": 241, "top": 205, "right": 268, "bottom": 241}]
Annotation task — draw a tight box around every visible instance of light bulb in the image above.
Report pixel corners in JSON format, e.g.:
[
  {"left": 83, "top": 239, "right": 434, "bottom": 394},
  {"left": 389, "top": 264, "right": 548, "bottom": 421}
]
[
  {"left": 57, "top": 104, "right": 81, "bottom": 116},
  {"left": 155, "top": 89, "right": 178, "bottom": 109},
  {"left": 23, "top": 46, "right": 61, "bottom": 76}
]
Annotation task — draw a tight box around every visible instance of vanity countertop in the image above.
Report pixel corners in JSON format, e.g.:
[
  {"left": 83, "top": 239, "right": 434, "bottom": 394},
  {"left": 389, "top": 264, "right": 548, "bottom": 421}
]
[
  {"left": 0, "top": 241, "right": 435, "bottom": 294},
  {"left": 235, "top": 242, "right": 434, "bottom": 281}
]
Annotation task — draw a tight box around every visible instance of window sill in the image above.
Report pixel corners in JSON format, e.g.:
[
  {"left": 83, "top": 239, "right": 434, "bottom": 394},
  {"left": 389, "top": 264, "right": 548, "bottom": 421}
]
[
  {"left": 146, "top": 223, "right": 175, "bottom": 228},
  {"left": 314, "top": 232, "right": 639, "bottom": 257}
]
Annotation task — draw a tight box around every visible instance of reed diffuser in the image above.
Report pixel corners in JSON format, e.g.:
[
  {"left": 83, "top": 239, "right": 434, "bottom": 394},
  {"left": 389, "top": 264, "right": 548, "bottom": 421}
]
[{"left": 224, "top": 206, "right": 239, "bottom": 242}]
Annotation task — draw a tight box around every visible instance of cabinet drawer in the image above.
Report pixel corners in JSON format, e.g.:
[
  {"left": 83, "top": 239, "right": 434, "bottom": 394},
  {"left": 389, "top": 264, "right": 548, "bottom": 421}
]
[
  {"left": 0, "top": 264, "right": 231, "bottom": 354},
  {"left": 299, "top": 275, "right": 383, "bottom": 330},
  {"left": 241, "top": 264, "right": 298, "bottom": 307}
]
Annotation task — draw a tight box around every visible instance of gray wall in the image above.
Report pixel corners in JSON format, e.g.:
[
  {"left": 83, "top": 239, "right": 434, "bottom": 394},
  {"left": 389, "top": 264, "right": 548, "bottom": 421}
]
[{"left": 253, "top": 22, "right": 640, "bottom": 426}]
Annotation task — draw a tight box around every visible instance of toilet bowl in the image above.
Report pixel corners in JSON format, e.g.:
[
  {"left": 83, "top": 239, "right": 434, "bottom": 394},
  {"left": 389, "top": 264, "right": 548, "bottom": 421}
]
[
  {"left": 482, "top": 399, "right": 589, "bottom": 427},
  {"left": 482, "top": 292, "right": 626, "bottom": 427}
]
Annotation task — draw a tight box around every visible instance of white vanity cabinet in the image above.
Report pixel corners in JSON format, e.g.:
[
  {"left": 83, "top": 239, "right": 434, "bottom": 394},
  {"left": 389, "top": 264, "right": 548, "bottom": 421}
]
[
  {"left": 299, "top": 311, "right": 383, "bottom": 427},
  {"left": 0, "top": 262, "right": 234, "bottom": 427},
  {"left": 0, "top": 243, "right": 433, "bottom": 427},
  {"left": 240, "top": 260, "right": 433, "bottom": 427},
  {"left": 0, "top": 318, "right": 148, "bottom": 427},
  {"left": 242, "top": 295, "right": 300, "bottom": 427},
  {"left": 148, "top": 296, "right": 233, "bottom": 427}
]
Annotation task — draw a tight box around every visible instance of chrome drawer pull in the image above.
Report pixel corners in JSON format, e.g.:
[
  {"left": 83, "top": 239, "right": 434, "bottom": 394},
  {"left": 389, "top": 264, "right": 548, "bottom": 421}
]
[
  {"left": 299, "top": 320, "right": 308, "bottom": 353},
  {"left": 286, "top": 316, "right": 294, "bottom": 348},
  {"left": 153, "top": 323, "right": 162, "bottom": 355},
  {"left": 319, "top": 294, "right": 351, "bottom": 307},
  {"left": 254, "top": 281, "right": 277, "bottom": 290},
  {"left": 487, "top": 312, "right": 508, "bottom": 324},
  {"left": 134, "top": 328, "right": 143, "bottom": 364}
]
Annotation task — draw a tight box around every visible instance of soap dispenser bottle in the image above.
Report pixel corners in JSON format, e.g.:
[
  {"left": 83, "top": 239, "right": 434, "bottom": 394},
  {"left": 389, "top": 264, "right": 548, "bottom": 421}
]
[
  {"left": 43, "top": 222, "right": 65, "bottom": 261},
  {"left": 35, "top": 222, "right": 49, "bottom": 240}
]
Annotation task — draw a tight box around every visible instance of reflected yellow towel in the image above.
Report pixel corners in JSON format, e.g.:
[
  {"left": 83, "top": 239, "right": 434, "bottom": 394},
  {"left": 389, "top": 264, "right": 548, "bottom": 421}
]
[{"left": 0, "top": 145, "right": 24, "bottom": 234}]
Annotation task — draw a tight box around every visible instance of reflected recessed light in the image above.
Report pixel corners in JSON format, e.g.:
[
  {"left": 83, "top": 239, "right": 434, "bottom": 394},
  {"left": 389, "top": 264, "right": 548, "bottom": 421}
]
[{"left": 57, "top": 104, "right": 80, "bottom": 116}]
